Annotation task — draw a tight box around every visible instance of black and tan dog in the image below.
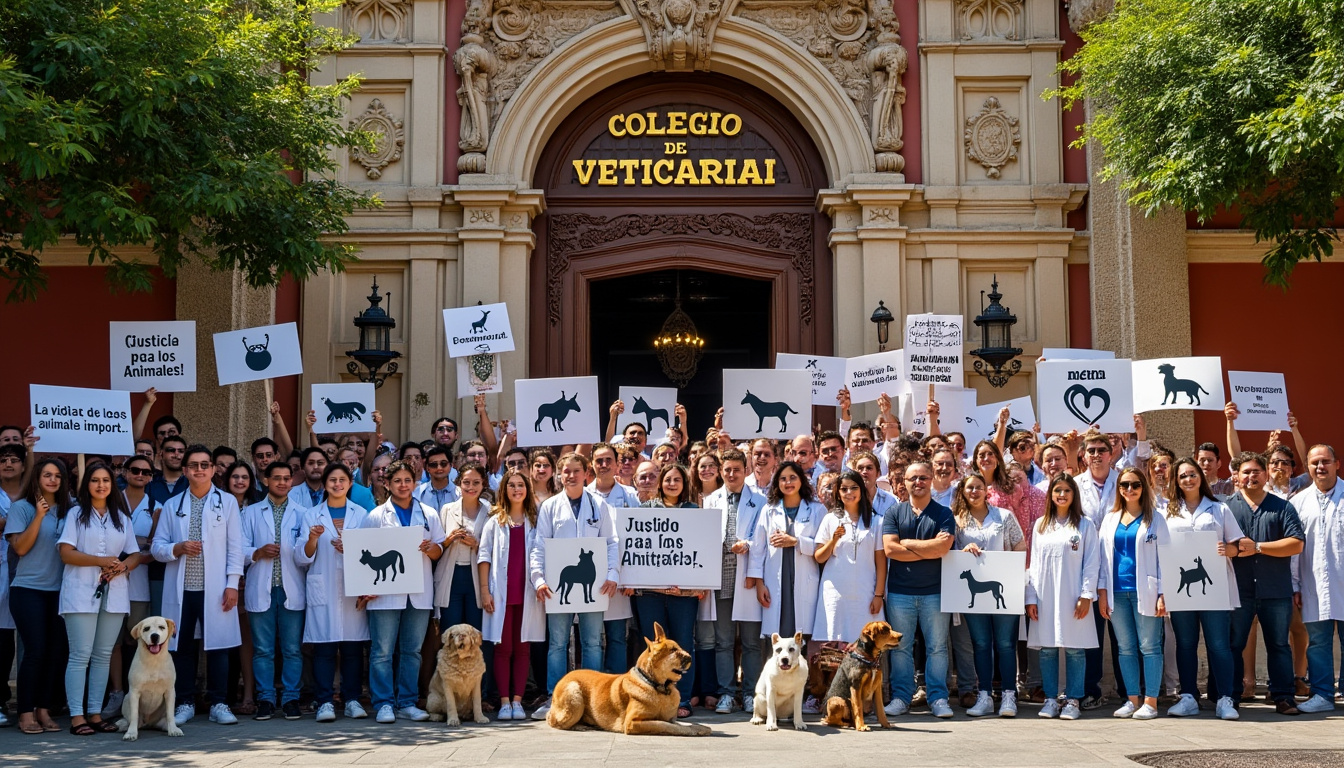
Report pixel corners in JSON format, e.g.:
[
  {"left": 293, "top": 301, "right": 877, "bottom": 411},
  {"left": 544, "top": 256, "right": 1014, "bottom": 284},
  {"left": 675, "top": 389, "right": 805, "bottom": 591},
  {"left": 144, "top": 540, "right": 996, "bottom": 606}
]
[{"left": 821, "top": 621, "right": 902, "bottom": 731}]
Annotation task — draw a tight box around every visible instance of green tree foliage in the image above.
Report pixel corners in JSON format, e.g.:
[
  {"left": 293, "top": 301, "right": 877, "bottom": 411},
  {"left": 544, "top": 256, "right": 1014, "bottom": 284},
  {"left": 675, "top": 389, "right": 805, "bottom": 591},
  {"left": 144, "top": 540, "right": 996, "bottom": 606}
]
[
  {"left": 0, "top": 0, "right": 379, "bottom": 301},
  {"left": 1054, "top": 0, "right": 1344, "bottom": 286}
]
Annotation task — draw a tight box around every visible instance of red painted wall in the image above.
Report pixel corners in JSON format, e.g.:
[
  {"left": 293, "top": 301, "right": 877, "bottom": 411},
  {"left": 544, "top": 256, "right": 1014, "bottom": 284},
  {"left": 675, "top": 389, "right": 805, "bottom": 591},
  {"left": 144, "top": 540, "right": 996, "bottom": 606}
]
[
  {"left": 893, "top": 0, "right": 921, "bottom": 184},
  {"left": 1067, "top": 262, "right": 1092, "bottom": 349},
  {"left": 444, "top": 0, "right": 465, "bottom": 184}
]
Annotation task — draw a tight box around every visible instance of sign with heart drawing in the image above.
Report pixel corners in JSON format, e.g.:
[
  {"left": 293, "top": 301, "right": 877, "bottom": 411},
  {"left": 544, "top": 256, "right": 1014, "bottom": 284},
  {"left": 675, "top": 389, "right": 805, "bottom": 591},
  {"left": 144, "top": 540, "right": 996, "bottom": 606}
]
[{"left": 1037, "top": 359, "right": 1133, "bottom": 434}]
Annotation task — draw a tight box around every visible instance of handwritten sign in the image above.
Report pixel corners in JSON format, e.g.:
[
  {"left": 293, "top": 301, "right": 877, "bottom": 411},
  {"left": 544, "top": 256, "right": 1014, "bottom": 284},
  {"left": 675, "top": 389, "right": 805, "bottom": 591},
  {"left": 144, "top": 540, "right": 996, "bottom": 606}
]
[
  {"left": 844, "top": 350, "right": 906, "bottom": 404},
  {"left": 900, "top": 386, "right": 976, "bottom": 435},
  {"left": 1225, "top": 371, "right": 1290, "bottom": 431},
  {"left": 617, "top": 508, "right": 722, "bottom": 590},
  {"left": 29, "top": 385, "right": 134, "bottom": 456},
  {"left": 109, "top": 321, "right": 197, "bottom": 392},
  {"left": 776, "top": 353, "right": 846, "bottom": 406},
  {"left": 904, "top": 314, "right": 964, "bottom": 385}
]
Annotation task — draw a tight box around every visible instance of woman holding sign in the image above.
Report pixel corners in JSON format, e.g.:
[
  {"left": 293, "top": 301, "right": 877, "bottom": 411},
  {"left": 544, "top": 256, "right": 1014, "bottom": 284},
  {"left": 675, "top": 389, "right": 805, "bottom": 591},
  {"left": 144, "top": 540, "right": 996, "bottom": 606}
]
[
  {"left": 812, "top": 471, "right": 887, "bottom": 643},
  {"left": 1163, "top": 457, "right": 1244, "bottom": 720}
]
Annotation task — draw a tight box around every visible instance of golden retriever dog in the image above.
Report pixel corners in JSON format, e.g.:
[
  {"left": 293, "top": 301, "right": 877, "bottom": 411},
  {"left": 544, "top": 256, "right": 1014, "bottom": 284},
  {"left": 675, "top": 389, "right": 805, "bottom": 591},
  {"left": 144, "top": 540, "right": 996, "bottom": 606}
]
[
  {"left": 547, "top": 621, "right": 710, "bottom": 736},
  {"left": 426, "top": 624, "right": 489, "bottom": 726},
  {"left": 116, "top": 616, "right": 182, "bottom": 741},
  {"left": 821, "top": 621, "right": 902, "bottom": 731}
]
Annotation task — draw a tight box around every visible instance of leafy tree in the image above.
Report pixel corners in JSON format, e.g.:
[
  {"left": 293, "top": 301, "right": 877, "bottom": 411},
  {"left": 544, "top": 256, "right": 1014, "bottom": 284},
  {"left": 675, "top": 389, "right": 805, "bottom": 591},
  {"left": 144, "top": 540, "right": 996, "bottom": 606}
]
[
  {"left": 0, "top": 0, "right": 379, "bottom": 302},
  {"left": 1054, "top": 0, "right": 1344, "bottom": 286}
]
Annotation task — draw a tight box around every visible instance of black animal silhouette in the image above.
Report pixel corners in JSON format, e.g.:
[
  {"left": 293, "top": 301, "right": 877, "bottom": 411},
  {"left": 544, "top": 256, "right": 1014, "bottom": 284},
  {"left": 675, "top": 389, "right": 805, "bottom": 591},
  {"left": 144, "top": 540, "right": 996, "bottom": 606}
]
[
  {"left": 631, "top": 395, "right": 669, "bottom": 433},
  {"left": 740, "top": 390, "right": 798, "bottom": 433},
  {"left": 557, "top": 548, "right": 597, "bottom": 605},
  {"left": 805, "top": 358, "right": 819, "bottom": 370},
  {"left": 1177, "top": 556, "right": 1213, "bottom": 597},
  {"left": 470, "top": 310, "right": 491, "bottom": 334},
  {"left": 1063, "top": 384, "right": 1111, "bottom": 425},
  {"left": 360, "top": 549, "right": 404, "bottom": 585},
  {"left": 1158, "top": 363, "right": 1210, "bottom": 406},
  {"left": 242, "top": 334, "right": 271, "bottom": 372},
  {"left": 534, "top": 390, "right": 582, "bottom": 432},
  {"left": 321, "top": 397, "right": 367, "bottom": 424},
  {"left": 959, "top": 570, "right": 1007, "bottom": 610}
]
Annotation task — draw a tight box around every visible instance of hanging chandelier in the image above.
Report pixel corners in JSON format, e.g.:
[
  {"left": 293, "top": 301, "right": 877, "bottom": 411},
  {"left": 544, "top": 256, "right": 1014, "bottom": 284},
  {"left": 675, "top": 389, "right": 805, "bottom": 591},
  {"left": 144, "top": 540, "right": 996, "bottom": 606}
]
[{"left": 653, "top": 273, "right": 705, "bottom": 388}]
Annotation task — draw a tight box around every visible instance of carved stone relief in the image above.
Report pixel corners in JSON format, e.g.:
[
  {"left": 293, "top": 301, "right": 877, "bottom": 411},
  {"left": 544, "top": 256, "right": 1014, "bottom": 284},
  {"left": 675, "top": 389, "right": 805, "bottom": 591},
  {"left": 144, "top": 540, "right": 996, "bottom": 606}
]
[
  {"left": 619, "top": 0, "right": 727, "bottom": 71},
  {"left": 964, "top": 96, "right": 1020, "bottom": 180},
  {"left": 956, "top": 0, "right": 1023, "bottom": 41},
  {"left": 1066, "top": 0, "right": 1115, "bottom": 33},
  {"left": 348, "top": 99, "right": 406, "bottom": 180},
  {"left": 345, "top": 0, "right": 412, "bottom": 43}
]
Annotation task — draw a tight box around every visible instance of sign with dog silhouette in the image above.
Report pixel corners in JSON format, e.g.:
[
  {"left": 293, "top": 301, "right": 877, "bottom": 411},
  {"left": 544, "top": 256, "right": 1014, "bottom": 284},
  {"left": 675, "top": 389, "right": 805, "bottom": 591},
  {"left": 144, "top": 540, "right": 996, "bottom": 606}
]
[
  {"left": 341, "top": 526, "right": 427, "bottom": 597},
  {"left": 617, "top": 508, "right": 723, "bottom": 590},
  {"left": 1036, "top": 359, "right": 1133, "bottom": 434},
  {"left": 212, "top": 322, "right": 303, "bottom": 386},
  {"left": 1225, "top": 370, "right": 1291, "bottom": 431},
  {"left": 1131, "top": 356, "right": 1225, "bottom": 413},
  {"left": 1159, "top": 531, "right": 1231, "bottom": 611},
  {"left": 966, "top": 396, "right": 1037, "bottom": 441},
  {"left": 721, "top": 369, "right": 811, "bottom": 439},
  {"left": 514, "top": 375, "right": 600, "bottom": 447},
  {"left": 442, "top": 302, "right": 514, "bottom": 358},
  {"left": 543, "top": 537, "right": 609, "bottom": 614},
  {"left": 615, "top": 386, "right": 678, "bottom": 437},
  {"left": 939, "top": 550, "right": 1026, "bottom": 615},
  {"left": 310, "top": 382, "right": 376, "bottom": 434},
  {"left": 844, "top": 349, "right": 908, "bottom": 404},
  {"left": 775, "top": 353, "right": 847, "bottom": 406}
]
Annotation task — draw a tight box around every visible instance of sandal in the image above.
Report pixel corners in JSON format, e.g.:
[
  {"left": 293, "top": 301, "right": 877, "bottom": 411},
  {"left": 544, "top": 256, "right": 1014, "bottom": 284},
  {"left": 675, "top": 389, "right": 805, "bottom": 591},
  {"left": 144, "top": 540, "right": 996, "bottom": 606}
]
[
  {"left": 70, "top": 722, "right": 97, "bottom": 736},
  {"left": 89, "top": 718, "right": 119, "bottom": 733},
  {"left": 677, "top": 706, "right": 692, "bottom": 719},
  {"left": 19, "top": 720, "right": 45, "bottom": 735},
  {"left": 41, "top": 721, "right": 61, "bottom": 732},
  {"left": 235, "top": 699, "right": 257, "bottom": 716}
]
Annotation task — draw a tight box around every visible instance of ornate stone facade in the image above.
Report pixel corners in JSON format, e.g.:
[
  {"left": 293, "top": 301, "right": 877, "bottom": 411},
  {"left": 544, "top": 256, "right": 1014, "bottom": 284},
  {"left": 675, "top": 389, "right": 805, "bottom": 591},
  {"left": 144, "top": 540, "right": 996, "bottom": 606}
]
[
  {"left": 956, "top": 0, "right": 1023, "bottom": 41},
  {"left": 621, "top": 0, "right": 727, "bottom": 71},
  {"left": 964, "top": 96, "right": 1020, "bottom": 179},
  {"left": 347, "top": 99, "right": 405, "bottom": 180},
  {"left": 345, "top": 0, "right": 413, "bottom": 43}
]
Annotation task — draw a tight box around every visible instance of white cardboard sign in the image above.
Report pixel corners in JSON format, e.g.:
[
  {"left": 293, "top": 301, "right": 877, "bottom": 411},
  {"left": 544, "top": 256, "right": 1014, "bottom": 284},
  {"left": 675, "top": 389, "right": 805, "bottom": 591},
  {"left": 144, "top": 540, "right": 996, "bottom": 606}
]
[
  {"left": 515, "top": 376, "right": 601, "bottom": 447},
  {"left": 939, "top": 550, "right": 1026, "bottom": 615},
  {"left": 617, "top": 508, "right": 723, "bottom": 590},
  {"left": 29, "top": 385, "right": 135, "bottom": 456},
  {"left": 721, "top": 369, "right": 812, "bottom": 439},
  {"left": 965, "top": 396, "right": 1037, "bottom": 441},
  {"left": 615, "top": 386, "right": 678, "bottom": 436},
  {"left": 776, "top": 353, "right": 846, "bottom": 406},
  {"left": 844, "top": 350, "right": 907, "bottom": 404},
  {"left": 341, "top": 526, "right": 427, "bottom": 597},
  {"left": 543, "top": 537, "right": 610, "bottom": 614},
  {"left": 311, "top": 383, "right": 376, "bottom": 434},
  {"left": 213, "top": 322, "right": 303, "bottom": 386},
  {"left": 900, "top": 386, "right": 977, "bottom": 435},
  {"left": 109, "top": 321, "right": 197, "bottom": 392},
  {"left": 1132, "top": 356, "right": 1225, "bottom": 413},
  {"left": 1036, "top": 359, "right": 1134, "bottom": 434},
  {"left": 456, "top": 353, "right": 502, "bottom": 396},
  {"left": 1159, "top": 530, "right": 1231, "bottom": 612},
  {"left": 904, "top": 314, "right": 964, "bottom": 386},
  {"left": 443, "top": 302, "right": 514, "bottom": 358},
  {"left": 1226, "top": 371, "right": 1290, "bottom": 431},
  {"left": 1042, "top": 348, "right": 1115, "bottom": 361}
]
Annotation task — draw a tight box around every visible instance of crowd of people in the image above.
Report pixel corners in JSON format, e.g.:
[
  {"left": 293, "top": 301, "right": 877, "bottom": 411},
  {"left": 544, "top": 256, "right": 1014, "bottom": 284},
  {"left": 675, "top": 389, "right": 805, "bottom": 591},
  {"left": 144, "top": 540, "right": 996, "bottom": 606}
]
[{"left": 0, "top": 385, "right": 1339, "bottom": 736}]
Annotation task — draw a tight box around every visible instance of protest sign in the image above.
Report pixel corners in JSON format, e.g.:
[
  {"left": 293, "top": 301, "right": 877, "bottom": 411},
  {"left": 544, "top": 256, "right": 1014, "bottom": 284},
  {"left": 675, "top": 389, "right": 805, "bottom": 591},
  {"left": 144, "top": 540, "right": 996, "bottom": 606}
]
[
  {"left": 1041, "top": 348, "right": 1115, "bottom": 361},
  {"left": 617, "top": 508, "right": 722, "bottom": 589},
  {"left": 213, "top": 322, "right": 303, "bottom": 386},
  {"left": 342, "top": 527, "right": 428, "bottom": 597},
  {"left": 1037, "top": 359, "right": 1134, "bottom": 433},
  {"left": 940, "top": 550, "right": 1026, "bottom": 615},
  {"left": 1160, "top": 531, "right": 1232, "bottom": 612},
  {"left": 515, "top": 376, "right": 600, "bottom": 446},
  {"left": 456, "top": 354, "right": 502, "bottom": 396},
  {"left": 1226, "top": 371, "right": 1290, "bottom": 431},
  {"left": 722, "top": 369, "right": 811, "bottom": 439},
  {"left": 776, "top": 353, "right": 846, "bottom": 407},
  {"left": 615, "top": 386, "right": 678, "bottom": 436},
  {"left": 311, "top": 383, "right": 376, "bottom": 434},
  {"left": 109, "top": 321, "right": 197, "bottom": 392},
  {"left": 29, "top": 385, "right": 135, "bottom": 456},
  {"left": 904, "top": 314, "right": 964, "bottom": 386},
  {"left": 900, "top": 386, "right": 976, "bottom": 435},
  {"left": 544, "top": 537, "right": 610, "bottom": 614},
  {"left": 965, "top": 396, "right": 1036, "bottom": 441},
  {"left": 1132, "top": 356, "right": 1225, "bottom": 413},
  {"left": 443, "top": 302, "right": 514, "bottom": 358},
  {"left": 844, "top": 350, "right": 906, "bottom": 404}
]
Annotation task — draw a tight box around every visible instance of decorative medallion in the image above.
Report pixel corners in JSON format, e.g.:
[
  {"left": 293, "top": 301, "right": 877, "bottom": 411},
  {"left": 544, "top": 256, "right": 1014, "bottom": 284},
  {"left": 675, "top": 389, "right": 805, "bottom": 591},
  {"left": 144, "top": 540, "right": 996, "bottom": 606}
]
[
  {"left": 347, "top": 99, "right": 405, "bottom": 180},
  {"left": 964, "top": 97, "right": 1020, "bottom": 179}
]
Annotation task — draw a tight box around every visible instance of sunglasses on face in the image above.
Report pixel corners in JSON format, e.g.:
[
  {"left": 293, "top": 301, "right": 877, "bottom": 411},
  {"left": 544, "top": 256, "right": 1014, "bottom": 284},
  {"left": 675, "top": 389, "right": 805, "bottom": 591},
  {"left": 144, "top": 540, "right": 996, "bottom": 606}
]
[
  {"left": 127, "top": 467, "right": 153, "bottom": 477},
  {"left": 505, "top": 460, "right": 527, "bottom": 468},
  {"left": 163, "top": 447, "right": 185, "bottom": 454},
  {"left": 426, "top": 461, "right": 450, "bottom": 469},
  {"left": 594, "top": 457, "right": 614, "bottom": 466},
  {"left": 906, "top": 475, "right": 931, "bottom": 483},
  {"left": 1119, "top": 481, "right": 1143, "bottom": 491},
  {"left": 186, "top": 462, "right": 213, "bottom": 471},
  {"left": 1086, "top": 447, "right": 1110, "bottom": 455}
]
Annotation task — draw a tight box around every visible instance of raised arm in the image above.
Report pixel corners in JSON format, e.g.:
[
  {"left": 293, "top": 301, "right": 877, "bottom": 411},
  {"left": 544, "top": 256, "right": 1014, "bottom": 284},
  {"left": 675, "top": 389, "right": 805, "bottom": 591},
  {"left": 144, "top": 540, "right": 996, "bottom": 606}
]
[
  {"left": 271, "top": 401, "right": 295, "bottom": 459},
  {"left": 132, "top": 388, "right": 158, "bottom": 440},
  {"left": 475, "top": 395, "right": 499, "bottom": 468},
  {"left": 1224, "top": 402, "right": 1242, "bottom": 461}
]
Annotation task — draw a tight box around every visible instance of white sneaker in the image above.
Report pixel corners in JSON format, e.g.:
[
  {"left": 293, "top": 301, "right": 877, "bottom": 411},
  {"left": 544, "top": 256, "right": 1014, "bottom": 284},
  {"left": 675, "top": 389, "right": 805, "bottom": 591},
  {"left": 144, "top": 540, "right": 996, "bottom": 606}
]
[
  {"left": 743, "top": 695, "right": 754, "bottom": 714},
  {"left": 1133, "top": 703, "right": 1159, "bottom": 720},
  {"left": 802, "top": 696, "right": 821, "bottom": 714},
  {"left": 967, "top": 691, "right": 995, "bottom": 717},
  {"left": 510, "top": 701, "right": 525, "bottom": 720},
  {"left": 715, "top": 695, "right": 736, "bottom": 714},
  {"left": 998, "top": 690, "right": 1017, "bottom": 718},
  {"left": 1216, "top": 696, "right": 1240, "bottom": 720},
  {"left": 315, "top": 703, "right": 336, "bottom": 722},
  {"left": 884, "top": 697, "right": 909, "bottom": 716},
  {"left": 497, "top": 703, "right": 514, "bottom": 721},
  {"left": 1039, "top": 698, "right": 1061, "bottom": 718},
  {"left": 1060, "top": 699, "right": 1081, "bottom": 720},
  {"left": 101, "top": 690, "right": 125, "bottom": 719},
  {"left": 396, "top": 705, "right": 430, "bottom": 721},
  {"left": 1112, "top": 700, "right": 1137, "bottom": 718},
  {"left": 209, "top": 703, "right": 238, "bottom": 725},
  {"left": 1297, "top": 694, "right": 1336, "bottom": 713},
  {"left": 173, "top": 703, "right": 196, "bottom": 726},
  {"left": 930, "top": 698, "right": 954, "bottom": 718},
  {"left": 530, "top": 698, "right": 551, "bottom": 720},
  {"left": 375, "top": 705, "right": 395, "bottom": 724},
  {"left": 345, "top": 700, "right": 368, "bottom": 719},
  {"left": 1167, "top": 693, "right": 1200, "bottom": 717}
]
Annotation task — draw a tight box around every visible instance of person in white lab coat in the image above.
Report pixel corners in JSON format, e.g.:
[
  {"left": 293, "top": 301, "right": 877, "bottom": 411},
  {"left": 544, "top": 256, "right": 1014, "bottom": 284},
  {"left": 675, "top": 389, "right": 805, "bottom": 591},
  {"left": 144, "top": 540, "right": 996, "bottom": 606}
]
[
  {"left": 1026, "top": 474, "right": 1100, "bottom": 721},
  {"left": 435, "top": 463, "right": 489, "bottom": 632},
  {"left": 813, "top": 470, "right": 887, "bottom": 642},
  {"left": 295, "top": 463, "right": 371, "bottom": 722},
  {"left": 151, "top": 445, "right": 243, "bottom": 726},
  {"left": 747, "top": 461, "right": 824, "bottom": 642},
  {"left": 586, "top": 443, "right": 638, "bottom": 675},
  {"left": 102, "top": 453, "right": 157, "bottom": 720},
  {"left": 1292, "top": 445, "right": 1344, "bottom": 714},
  {"left": 1073, "top": 430, "right": 1123, "bottom": 707},
  {"left": 361, "top": 460, "right": 445, "bottom": 724}
]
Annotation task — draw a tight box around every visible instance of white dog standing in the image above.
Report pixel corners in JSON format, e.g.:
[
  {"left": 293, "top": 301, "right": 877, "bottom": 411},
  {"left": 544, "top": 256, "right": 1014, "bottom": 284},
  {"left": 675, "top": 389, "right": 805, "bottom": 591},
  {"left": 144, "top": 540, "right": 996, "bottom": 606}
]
[
  {"left": 750, "top": 632, "right": 809, "bottom": 731},
  {"left": 117, "top": 617, "right": 183, "bottom": 741}
]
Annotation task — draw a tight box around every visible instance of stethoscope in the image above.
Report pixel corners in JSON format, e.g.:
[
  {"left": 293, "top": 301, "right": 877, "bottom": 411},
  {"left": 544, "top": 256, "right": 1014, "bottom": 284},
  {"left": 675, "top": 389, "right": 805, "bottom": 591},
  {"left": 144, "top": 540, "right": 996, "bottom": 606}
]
[{"left": 174, "top": 489, "right": 223, "bottom": 523}]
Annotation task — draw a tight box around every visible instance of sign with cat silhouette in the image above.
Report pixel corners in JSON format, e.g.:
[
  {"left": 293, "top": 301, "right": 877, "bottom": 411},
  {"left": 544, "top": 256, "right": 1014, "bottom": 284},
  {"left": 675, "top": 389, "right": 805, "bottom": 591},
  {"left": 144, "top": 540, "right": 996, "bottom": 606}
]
[
  {"left": 966, "top": 396, "right": 1037, "bottom": 441},
  {"left": 1036, "top": 359, "right": 1133, "bottom": 434},
  {"left": 341, "top": 526, "right": 427, "bottom": 597},
  {"left": 514, "top": 375, "right": 600, "bottom": 447},
  {"left": 721, "top": 369, "right": 811, "bottom": 439},
  {"left": 442, "top": 302, "right": 514, "bottom": 358},
  {"left": 615, "top": 386, "right": 678, "bottom": 438},
  {"left": 1159, "top": 531, "right": 1231, "bottom": 611},
  {"left": 1225, "top": 370, "right": 1291, "bottom": 431},
  {"left": 1131, "top": 356, "right": 1225, "bottom": 413},
  {"left": 543, "top": 537, "right": 609, "bottom": 614},
  {"left": 310, "top": 382, "right": 376, "bottom": 434},
  {"left": 617, "top": 508, "right": 723, "bottom": 590},
  {"left": 939, "top": 550, "right": 1026, "bottom": 615},
  {"left": 212, "top": 322, "right": 303, "bottom": 386}
]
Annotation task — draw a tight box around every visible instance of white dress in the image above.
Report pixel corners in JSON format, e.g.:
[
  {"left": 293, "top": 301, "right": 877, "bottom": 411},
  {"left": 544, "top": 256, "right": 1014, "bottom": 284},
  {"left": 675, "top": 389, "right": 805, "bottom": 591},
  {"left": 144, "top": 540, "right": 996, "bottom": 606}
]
[
  {"left": 811, "top": 512, "right": 884, "bottom": 641},
  {"left": 1026, "top": 516, "right": 1101, "bottom": 650}
]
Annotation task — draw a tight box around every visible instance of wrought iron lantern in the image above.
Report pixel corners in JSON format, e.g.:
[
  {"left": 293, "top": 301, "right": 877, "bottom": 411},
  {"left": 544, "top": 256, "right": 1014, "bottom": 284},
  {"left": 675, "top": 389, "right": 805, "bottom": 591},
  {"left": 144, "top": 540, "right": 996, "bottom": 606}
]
[
  {"left": 969, "top": 275, "right": 1022, "bottom": 388},
  {"left": 870, "top": 300, "right": 894, "bottom": 351},
  {"left": 345, "top": 277, "right": 401, "bottom": 388},
  {"left": 653, "top": 273, "right": 705, "bottom": 388}
]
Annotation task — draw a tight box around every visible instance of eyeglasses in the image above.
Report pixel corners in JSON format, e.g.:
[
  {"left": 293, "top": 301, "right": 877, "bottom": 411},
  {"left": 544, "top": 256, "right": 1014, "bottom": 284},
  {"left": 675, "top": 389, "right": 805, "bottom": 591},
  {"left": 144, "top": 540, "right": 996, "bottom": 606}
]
[
  {"left": 127, "top": 467, "right": 153, "bottom": 477},
  {"left": 0, "top": 457, "right": 21, "bottom": 466},
  {"left": 906, "top": 475, "right": 932, "bottom": 483},
  {"left": 1085, "top": 447, "right": 1110, "bottom": 455},
  {"left": 186, "top": 461, "right": 213, "bottom": 471},
  {"left": 820, "top": 446, "right": 841, "bottom": 455},
  {"left": 434, "top": 425, "right": 457, "bottom": 433},
  {"left": 505, "top": 459, "right": 527, "bottom": 468},
  {"left": 426, "top": 461, "right": 450, "bottom": 469},
  {"left": 1118, "top": 481, "right": 1143, "bottom": 491}
]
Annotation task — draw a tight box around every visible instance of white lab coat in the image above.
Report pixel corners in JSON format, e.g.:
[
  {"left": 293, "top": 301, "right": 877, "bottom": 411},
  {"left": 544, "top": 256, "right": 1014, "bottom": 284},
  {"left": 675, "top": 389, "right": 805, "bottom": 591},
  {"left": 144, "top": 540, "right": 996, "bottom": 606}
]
[
  {"left": 241, "top": 498, "right": 307, "bottom": 613},
  {"left": 1290, "top": 481, "right": 1344, "bottom": 623},
  {"left": 478, "top": 516, "right": 545, "bottom": 643},
  {"left": 57, "top": 507, "right": 140, "bottom": 615},
  {"left": 294, "top": 502, "right": 370, "bottom": 643},
  {"left": 1165, "top": 497, "right": 1244, "bottom": 610},
  {"left": 811, "top": 511, "right": 884, "bottom": 641},
  {"left": 703, "top": 484, "right": 767, "bottom": 622},
  {"left": 434, "top": 498, "right": 488, "bottom": 609},
  {"left": 361, "top": 500, "right": 445, "bottom": 612},
  {"left": 1097, "top": 510, "right": 1169, "bottom": 617},
  {"left": 746, "top": 499, "right": 825, "bottom": 637},
  {"left": 125, "top": 492, "right": 154, "bottom": 603},
  {"left": 150, "top": 486, "right": 243, "bottom": 651},
  {"left": 1074, "top": 469, "right": 1118, "bottom": 529},
  {"left": 0, "top": 492, "right": 12, "bottom": 630},
  {"left": 287, "top": 483, "right": 323, "bottom": 511},
  {"left": 1026, "top": 516, "right": 1100, "bottom": 649},
  {"left": 530, "top": 491, "right": 619, "bottom": 591}
]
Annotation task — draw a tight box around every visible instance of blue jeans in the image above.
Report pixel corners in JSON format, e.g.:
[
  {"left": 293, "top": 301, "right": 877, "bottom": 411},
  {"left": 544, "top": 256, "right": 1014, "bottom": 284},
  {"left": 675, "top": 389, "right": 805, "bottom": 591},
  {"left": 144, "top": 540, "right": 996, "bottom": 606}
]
[
  {"left": 1108, "top": 591, "right": 1164, "bottom": 699},
  {"left": 1085, "top": 603, "right": 1125, "bottom": 699},
  {"left": 249, "top": 585, "right": 305, "bottom": 705},
  {"left": 368, "top": 604, "right": 432, "bottom": 709},
  {"left": 313, "top": 641, "right": 364, "bottom": 707},
  {"left": 950, "top": 619, "right": 977, "bottom": 694},
  {"left": 545, "top": 610, "right": 604, "bottom": 694},
  {"left": 1040, "top": 647, "right": 1086, "bottom": 700},
  {"left": 963, "top": 612, "right": 1018, "bottom": 695},
  {"left": 633, "top": 593, "right": 699, "bottom": 706},
  {"left": 63, "top": 609, "right": 125, "bottom": 716},
  {"left": 1170, "top": 609, "right": 1233, "bottom": 700},
  {"left": 439, "top": 565, "right": 483, "bottom": 630},
  {"left": 1230, "top": 596, "right": 1294, "bottom": 702},
  {"left": 604, "top": 619, "right": 628, "bottom": 674},
  {"left": 1305, "top": 619, "right": 1344, "bottom": 700},
  {"left": 885, "top": 593, "right": 949, "bottom": 704}
]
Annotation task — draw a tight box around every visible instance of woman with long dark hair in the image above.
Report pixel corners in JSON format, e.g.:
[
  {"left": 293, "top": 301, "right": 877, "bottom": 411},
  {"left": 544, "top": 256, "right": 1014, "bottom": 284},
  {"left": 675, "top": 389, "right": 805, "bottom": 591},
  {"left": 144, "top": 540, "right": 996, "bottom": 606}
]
[
  {"left": 691, "top": 452, "right": 722, "bottom": 502},
  {"left": 812, "top": 470, "right": 887, "bottom": 642},
  {"left": 529, "top": 448, "right": 561, "bottom": 504},
  {"left": 219, "top": 460, "right": 263, "bottom": 510},
  {"left": 748, "top": 460, "right": 824, "bottom": 642}
]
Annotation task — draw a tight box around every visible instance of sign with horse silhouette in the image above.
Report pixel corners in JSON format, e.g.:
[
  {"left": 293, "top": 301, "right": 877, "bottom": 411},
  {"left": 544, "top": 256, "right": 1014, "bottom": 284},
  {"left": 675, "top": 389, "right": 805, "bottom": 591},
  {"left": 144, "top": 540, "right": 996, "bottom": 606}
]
[
  {"left": 615, "top": 386, "right": 678, "bottom": 438},
  {"left": 442, "top": 302, "right": 514, "bottom": 358},
  {"left": 1131, "top": 356, "right": 1225, "bottom": 413},
  {"left": 844, "top": 349, "right": 907, "bottom": 404},
  {"left": 514, "top": 375, "right": 600, "bottom": 447},
  {"left": 1159, "top": 530, "right": 1231, "bottom": 611},
  {"left": 543, "top": 537, "right": 609, "bottom": 614},
  {"left": 212, "top": 322, "right": 304, "bottom": 386},
  {"left": 721, "top": 369, "right": 811, "bottom": 439},
  {"left": 617, "top": 508, "right": 723, "bottom": 590},
  {"left": 939, "top": 550, "right": 1026, "bottom": 615},
  {"left": 1036, "top": 359, "right": 1133, "bottom": 434},
  {"left": 776, "top": 352, "right": 847, "bottom": 406},
  {"left": 341, "top": 526, "right": 427, "bottom": 597},
  {"left": 966, "top": 396, "right": 1037, "bottom": 441},
  {"left": 310, "top": 382, "right": 376, "bottom": 434}
]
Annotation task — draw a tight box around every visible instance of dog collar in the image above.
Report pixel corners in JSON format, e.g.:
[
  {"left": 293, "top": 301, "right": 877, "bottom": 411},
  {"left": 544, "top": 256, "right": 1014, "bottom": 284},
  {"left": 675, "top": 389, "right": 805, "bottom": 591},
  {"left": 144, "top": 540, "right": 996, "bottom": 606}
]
[
  {"left": 634, "top": 664, "right": 675, "bottom": 695},
  {"left": 847, "top": 649, "right": 881, "bottom": 669}
]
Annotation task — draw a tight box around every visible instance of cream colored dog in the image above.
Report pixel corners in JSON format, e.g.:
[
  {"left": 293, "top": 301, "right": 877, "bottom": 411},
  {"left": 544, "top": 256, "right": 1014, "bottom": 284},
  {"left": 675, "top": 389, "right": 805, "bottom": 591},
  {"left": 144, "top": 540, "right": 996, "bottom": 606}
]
[
  {"left": 426, "top": 623, "right": 489, "bottom": 726},
  {"left": 116, "top": 616, "right": 182, "bottom": 741},
  {"left": 750, "top": 632, "right": 809, "bottom": 732}
]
